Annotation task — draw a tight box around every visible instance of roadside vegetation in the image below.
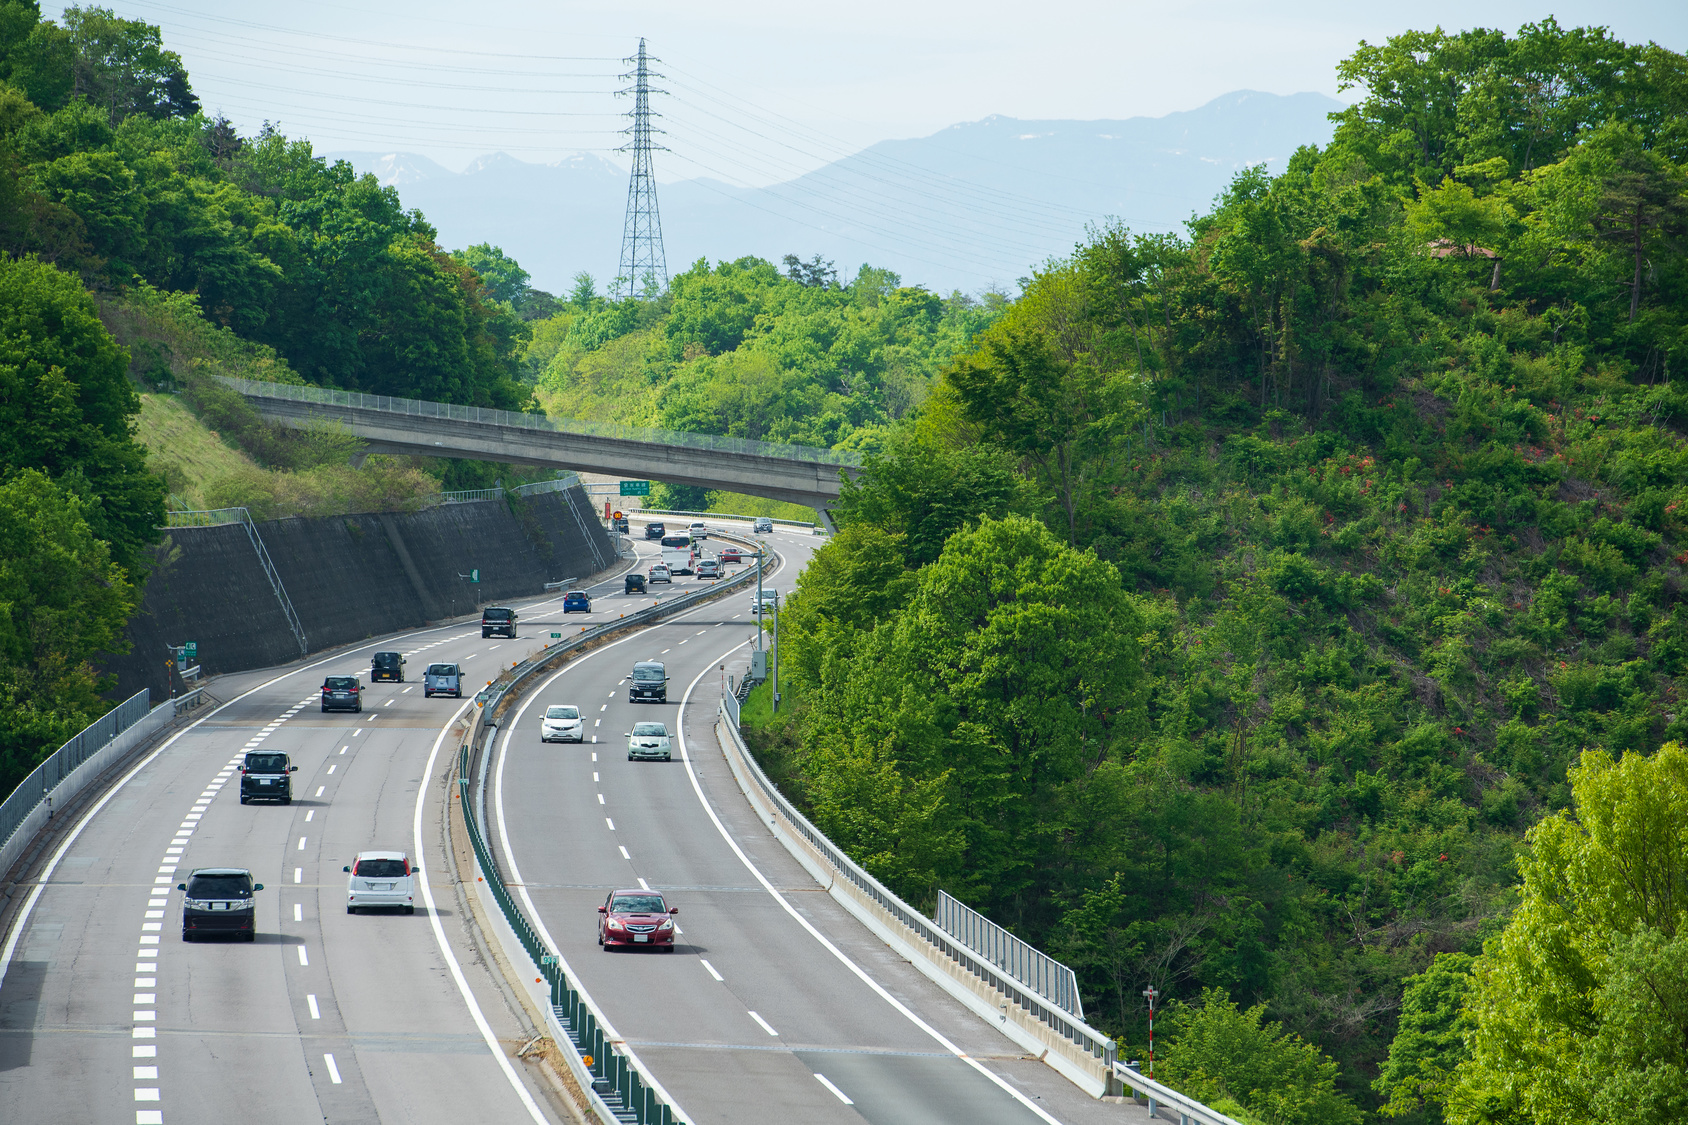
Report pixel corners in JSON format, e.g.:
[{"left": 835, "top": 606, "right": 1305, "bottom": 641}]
[{"left": 746, "top": 20, "right": 1688, "bottom": 1125}]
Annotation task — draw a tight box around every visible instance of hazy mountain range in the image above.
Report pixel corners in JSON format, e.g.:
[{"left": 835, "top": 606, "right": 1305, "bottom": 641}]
[{"left": 327, "top": 90, "right": 1343, "bottom": 297}]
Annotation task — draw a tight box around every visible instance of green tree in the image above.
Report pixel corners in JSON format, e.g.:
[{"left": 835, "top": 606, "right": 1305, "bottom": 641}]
[
  {"left": 1161, "top": 989, "right": 1364, "bottom": 1125},
  {"left": 61, "top": 5, "right": 197, "bottom": 125},
  {"left": 1375, "top": 953, "right": 1476, "bottom": 1121},
  {"left": 1449, "top": 745, "right": 1688, "bottom": 1125},
  {"left": 0, "top": 255, "right": 164, "bottom": 571},
  {"left": 0, "top": 469, "right": 137, "bottom": 798}
]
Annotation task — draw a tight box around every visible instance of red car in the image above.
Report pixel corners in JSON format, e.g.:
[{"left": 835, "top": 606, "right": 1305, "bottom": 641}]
[
  {"left": 717, "top": 546, "right": 742, "bottom": 564},
  {"left": 598, "top": 889, "right": 679, "bottom": 952}
]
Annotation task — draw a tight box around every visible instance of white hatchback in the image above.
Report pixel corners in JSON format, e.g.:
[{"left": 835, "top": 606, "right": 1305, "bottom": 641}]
[
  {"left": 344, "top": 850, "right": 415, "bottom": 915},
  {"left": 542, "top": 704, "right": 584, "bottom": 743}
]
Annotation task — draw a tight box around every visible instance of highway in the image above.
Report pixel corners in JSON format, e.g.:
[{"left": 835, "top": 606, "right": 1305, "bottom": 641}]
[
  {"left": 487, "top": 522, "right": 1125, "bottom": 1125},
  {"left": 0, "top": 519, "right": 1132, "bottom": 1125}
]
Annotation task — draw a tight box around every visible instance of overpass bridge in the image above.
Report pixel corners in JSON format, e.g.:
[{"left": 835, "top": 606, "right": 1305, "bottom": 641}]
[{"left": 221, "top": 376, "right": 861, "bottom": 510}]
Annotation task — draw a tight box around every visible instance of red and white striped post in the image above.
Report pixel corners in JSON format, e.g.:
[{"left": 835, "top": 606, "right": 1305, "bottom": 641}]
[{"left": 1142, "top": 985, "right": 1159, "bottom": 1078}]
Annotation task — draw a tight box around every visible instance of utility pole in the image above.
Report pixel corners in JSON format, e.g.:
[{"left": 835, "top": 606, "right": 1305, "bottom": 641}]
[
  {"left": 1143, "top": 985, "right": 1159, "bottom": 1079},
  {"left": 616, "top": 38, "right": 668, "bottom": 299}
]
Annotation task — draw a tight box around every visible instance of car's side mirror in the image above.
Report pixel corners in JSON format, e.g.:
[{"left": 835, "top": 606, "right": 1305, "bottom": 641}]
[
  {"left": 177, "top": 883, "right": 186, "bottom": 891},
  {"left": 253, "top": 884, "right": 264, "bottom": 891},
  {"left": 343, "top": 866, "right": 351, "bottom": 873},
  {"left": 669, "top": 907, "right": 680, "bottom": 915},
  {"left": 598, "top": 906, "right": 608, "bottom": 913},
  {"left": 289, "top": 766, "right": 298, "bottom": 772}
]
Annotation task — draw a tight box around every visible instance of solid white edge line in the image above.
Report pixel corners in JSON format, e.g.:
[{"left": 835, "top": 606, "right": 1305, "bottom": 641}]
[
  {"left": 814, "top": 1072, "right": 854, "bottom": 1105},
  {"left": 415, "top": 695, "right": 549, "bottom": 1123},
  {"left": 673, "top": 657, "right": 1069, "bottom": 1125},
  {"left": 494, "top": 623, "right": 692, "bottom": 1120}
]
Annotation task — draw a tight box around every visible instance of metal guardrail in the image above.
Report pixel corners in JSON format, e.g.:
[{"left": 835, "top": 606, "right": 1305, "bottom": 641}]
[
  {"left": 935, "top": 891, "right": 1084, "bottom": 1019},
  {"left": 716, "top": 697, "right": 1119, "bottom": 1078},
  {"left": 160, "top": 507, "right": 308, "bottom": 656},
  {"left": 1111, "top": 1063, "right": 1251, "bottom": 1125},
  {"left": 0, "top": 691, "right": 149, "bottom": 860},
  {"left": 634, "top": 507, "right": 818, "bottom": 530},
  {"left": 438, "top": 475, "right": 582, "bottom": 506},
  {"left": 219, "top": 375, "right": 863, "bottom": 468},
  {"left": 452, "top": 544, "right": 766, "bottom": 1124}
]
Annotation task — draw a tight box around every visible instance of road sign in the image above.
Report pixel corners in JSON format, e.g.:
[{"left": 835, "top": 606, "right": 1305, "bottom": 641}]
[
  {"left": 619, "top": 480, "right": 651, "bottom": 496},
  {"left": 551, "top": 633, "right": 562, "bottom": 639},
  {"left": 183, "top": 641, "right": 197, "bottom": 660},
  {"left": 470, "top": 569, "right": 479, "bottom": 583}
]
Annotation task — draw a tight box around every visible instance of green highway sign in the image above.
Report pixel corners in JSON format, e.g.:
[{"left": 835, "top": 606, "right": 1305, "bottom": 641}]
[
  {"left": 619, "top": 480, "right": 651, "bottom": 496},
  {"left": 551, "top": 632, "right": 562, "bottom": 639},
  {"left": 183, "top": 641, "right": 197, "bottom": 659}
]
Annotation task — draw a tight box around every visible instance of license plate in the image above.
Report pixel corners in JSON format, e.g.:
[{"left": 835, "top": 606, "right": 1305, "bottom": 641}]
[{"left": 633, "top": 934, "right": 649, "bottom": 942}]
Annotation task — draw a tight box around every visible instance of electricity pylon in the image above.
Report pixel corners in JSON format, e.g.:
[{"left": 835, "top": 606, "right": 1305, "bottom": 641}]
[{"left": 616, "top": 38, "right": 668, "bottom": 299}]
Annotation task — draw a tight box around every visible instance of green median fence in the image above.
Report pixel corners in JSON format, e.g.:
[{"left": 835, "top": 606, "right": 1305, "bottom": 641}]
[{"left": 450, "top": 529, "right": 766, "bottom": 1124}]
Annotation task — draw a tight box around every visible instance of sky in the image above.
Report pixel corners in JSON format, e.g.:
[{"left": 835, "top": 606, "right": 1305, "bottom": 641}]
[{"left": 65, "top": 1, "right": 1688, "bottom": 188}]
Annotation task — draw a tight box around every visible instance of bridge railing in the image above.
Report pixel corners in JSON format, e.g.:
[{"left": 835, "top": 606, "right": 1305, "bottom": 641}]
[{"left": 219, "top": 375, "right": 863, "bottom": 468}]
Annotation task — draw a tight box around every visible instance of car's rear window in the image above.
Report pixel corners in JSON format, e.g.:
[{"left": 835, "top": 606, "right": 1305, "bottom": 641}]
[
  {"left": 566, "top": 591, "right": 587, "bottom": 598},
  {"left": 611, "top": 894, "right": 667, "bottom": 913},
  {"left": 245, "top": 753, "right": 287, "bottom": 772},
  {"left": 546, "top": 706, "right": 579, "bottom": 719},
  {"left": 354, "top": 858, "right": 408, "bottom": 878},
  {"left": 187, "top": 874, "right": 252, "bottom": 898},
  {"left": 372, "top": 652, "right": 401, "bottom": 666},
  {"left": 324, "top": 676, "right": 357, "bottom": 689},
  {"left": 427, "top": 664, "right": 458, "bottom": 676},
  {"left": 483, "top": 608, "right": 512, "bottom": 621},
  {"left": 632, "top": 722, "right": 667, "bottom": 736}
]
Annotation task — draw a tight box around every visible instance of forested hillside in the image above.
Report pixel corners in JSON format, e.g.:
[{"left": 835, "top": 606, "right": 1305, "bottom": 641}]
[{"left": 745, "top": 20, "right": 1688, "bottom": 1125}]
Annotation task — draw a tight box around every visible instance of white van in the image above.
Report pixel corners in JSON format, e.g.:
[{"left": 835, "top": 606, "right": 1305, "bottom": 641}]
[{"left": 659, "top": 534, "right": 695, "bottom": 576}]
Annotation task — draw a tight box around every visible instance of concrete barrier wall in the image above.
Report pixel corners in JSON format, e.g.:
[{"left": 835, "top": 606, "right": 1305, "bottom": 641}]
[{"left": 99, "top": 485, "right": 617, "bottom": 702}]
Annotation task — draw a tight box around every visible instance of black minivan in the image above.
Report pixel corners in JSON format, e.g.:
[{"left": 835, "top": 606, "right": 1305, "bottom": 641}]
[
  {"left": 240, "top": 751, "right": 297, "bottom": 804},
  {"left": 629, "top": 660, "right": 667, "bottom": 703},
  {"left": 482, "top": 606, "right": 517, "bottom": 639},
  {"left": 180, "top": 868, "right": 262, "bottom": 942},
  {"left": 371, "top": 651, "right": 405, "bottom": 682}
]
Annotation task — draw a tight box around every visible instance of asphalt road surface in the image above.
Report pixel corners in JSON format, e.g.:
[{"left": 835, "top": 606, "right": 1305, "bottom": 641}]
[{"left": 1, "top": 519, "right": 1142, "bottom": 1125}]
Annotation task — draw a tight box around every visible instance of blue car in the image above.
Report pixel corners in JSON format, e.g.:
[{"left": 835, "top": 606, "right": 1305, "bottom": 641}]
[{"left": 562, "top": 590, "right": 592, "bottom": 613}]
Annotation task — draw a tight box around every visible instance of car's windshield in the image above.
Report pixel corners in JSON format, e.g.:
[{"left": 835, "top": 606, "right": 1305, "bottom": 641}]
[
  {"left": 611, "top": 895, "right": 667, "bottom": 913},
  {"left": 633, "top": 665, "right": 664, "bottom": 681},
  {"left": 324, "top": 676, "right": 357, "bottom": 689},
  {"left": 354, "top": 858, "right": 408, "bottom": 878},
  {"left": 483, "top": 609, "right": 512, "bottom": 621},
  {"left": 546, "top": 706, "right": 579, "bottom": 719},
  {"left": 187, "top": 874, "right": 251, "bottom": 899},
  {"left": 245, "top": 753, "right": 287, "bottom": 772},
  {"left": 427, "top": 664, "right": 458, "bottom": 676},
  {"left": 632, "top": 722, "right": 667, "bottom": 737},
  {"left": 372, "top": 652, "right": 400, "bottom": 666}
]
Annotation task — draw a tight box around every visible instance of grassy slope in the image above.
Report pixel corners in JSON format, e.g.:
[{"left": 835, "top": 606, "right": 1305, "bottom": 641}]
[{"left": 136, "top": 392, "right": 260, "bottom": 509}]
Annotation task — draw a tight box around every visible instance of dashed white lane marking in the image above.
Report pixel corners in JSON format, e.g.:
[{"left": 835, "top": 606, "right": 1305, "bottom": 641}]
[
  {"left": 618, "top": 846, "right": 630, "bottom": 860},
  {"left": 305, "top": 810, "right": 314, "bottom": 822},
  {"left": 700, "top": 959, "right": 724, "bottom": 982},
  {"left": 294, "top": 868, "right": 302, "bottom": 883},
  {"left": 297, "top": 945, "right": 309, "bottom": 966},
  {"left": 696, "top": 630, "right": 707, "bottom": 636},
  {"left": 748, "top": 1011, "right": 779, "bottom": 1036},
  {"left": 324, "top": 1053, "right": 342, "bottom": 1084},
  {"left": 592, "top": 772, "right": 599, "bottom": 782},
  {"left": 307, "top": 994, "right": 320, "bottom": 1020},
  {"left": 327, "top": 765, "right": 336, "bottom": 774},
  {"left": 815, "top": 1073, "right": 854, "bottom": 1104},
  {"left": 385, "top": 699, "right": 395, "bottom": 707},
  {"left": 353, "top": 730, "right": 360, "bottom": 737},
  {"left": 135, "top": 1087, "right": 160, "bottom": 1100},
  {"left": 402, "top": 686, "right": 413, "bottom": 693},
  {"left": 598, "top": 704, "right": 607, "bottom": 712},
  {"left": 637, "top": 878, "right": 650, "bottom": 891},
  {"left": 597, "top": 794, "right": 605, "bottom": 805},
  {"left": 134, "top": 1065, "right": 157, "bottom": 1078},
  {"left": 297, "top": 837, "right": 307, "bottom": 851},
  {"left": 605, "top": 818, "right": 615, "bottom": 831},
  {"left": 294, "top": 903, "right": 303, "bottom": 922},
  {"left": 366, "top": 715, "right": 377, "bottom": 722},
  {"left": 339, "top": 746, "right": 347, "bottom": 754},
  {"left": 315, "top": 787, "right": 325, "bottom": 797},
  {"left": 591, "top": 752, "right": 597, "bottom": 762},
  {"left": 660, "top": 648, "right": 670, "bottom": 655}
]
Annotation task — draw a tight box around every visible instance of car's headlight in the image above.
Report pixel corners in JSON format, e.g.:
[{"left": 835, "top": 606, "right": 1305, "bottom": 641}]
[
  {"left": 606, "top": 918, "right": 624, "bottom": 929},
  {"left": 658, "top": 919, "right": 673, "bottom": 931}
]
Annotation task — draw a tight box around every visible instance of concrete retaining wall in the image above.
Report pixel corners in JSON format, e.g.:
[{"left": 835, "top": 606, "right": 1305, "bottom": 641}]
[{"left": 100, "top": 485, "right": 617, "bottom": 702}]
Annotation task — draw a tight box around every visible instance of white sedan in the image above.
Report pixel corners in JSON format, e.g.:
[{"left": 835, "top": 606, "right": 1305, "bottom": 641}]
[
  {"left": 542, "top": 704, "right": 585, "bottom": 743},
  {"left": 627, "top": 721, "right": 672, "bottom": 761}
]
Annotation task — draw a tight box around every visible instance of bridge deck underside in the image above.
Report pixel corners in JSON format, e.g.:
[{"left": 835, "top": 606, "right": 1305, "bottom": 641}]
[{"left": 251, "top": 400, "right": 847, "bottom": 509}]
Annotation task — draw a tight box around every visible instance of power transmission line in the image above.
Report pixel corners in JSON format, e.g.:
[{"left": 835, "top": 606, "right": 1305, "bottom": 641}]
[{"left": 616, "top": 38, "right": 668, "bottom": 299}]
